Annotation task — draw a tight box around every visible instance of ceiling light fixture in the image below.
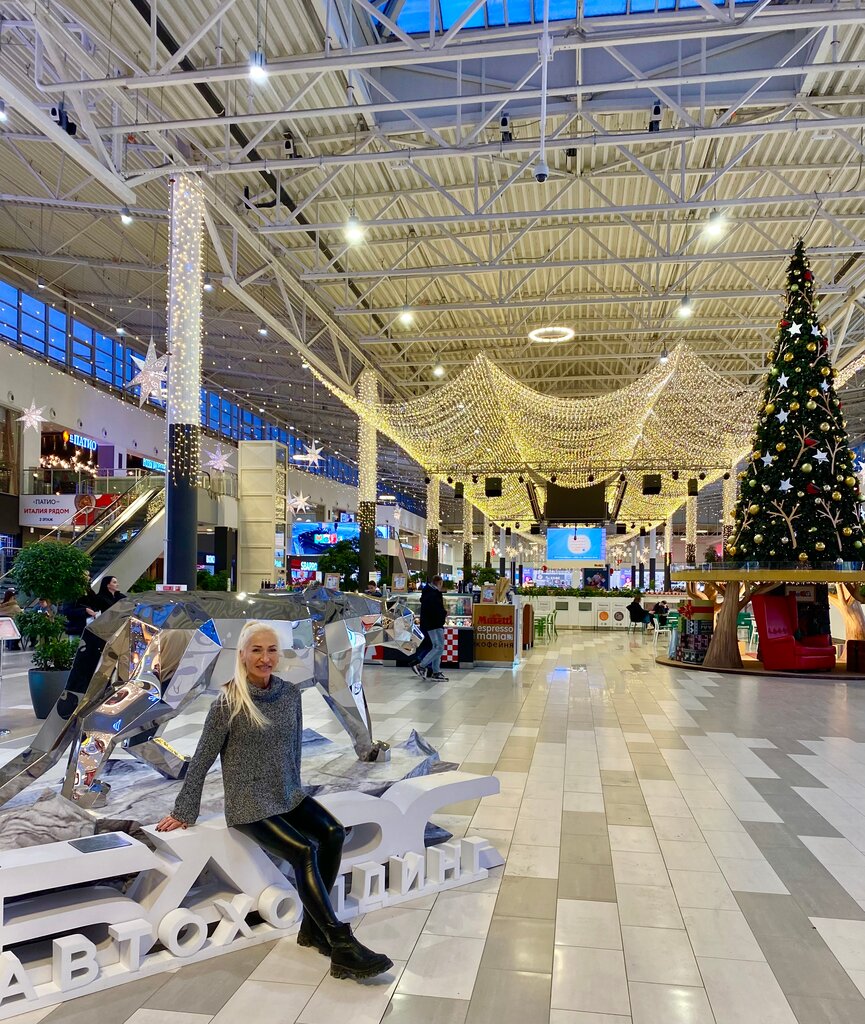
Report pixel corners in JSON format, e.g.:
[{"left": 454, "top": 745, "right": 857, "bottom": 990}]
[
  {"left": 705, "top": 208, "right": 726, "bottom": 236},
  {"left": 678, "top": 294, "right": 693, "bottom": 318},
  {"left": 432, "top": 363, "right": 445, "bottom": 378},
  {"left": 36, "top": 277, "right": 45, "bottom": 290},
  {"left": 344, "top": 211, "right": 364, "bottom": 245},
  {"left": 659, "top": 344, "right": 669, "bottom": 364},
  {"left": 120, "top": 206, "right": 133, "bottom": 226},
  {"left": 528, "top": 325, "right": 575, "bottom": 344},
  {"left": 398, "top": 306, "right": 415, "bottom": 326},
  {"left": 203, "top": 275, "right": 214, "bottom": 292},
  {"left": 249, "top": 47, "right": 267, "bottom": 81},
  {"left": 0, "top": 100, "right": 7, "bottom": 122}
]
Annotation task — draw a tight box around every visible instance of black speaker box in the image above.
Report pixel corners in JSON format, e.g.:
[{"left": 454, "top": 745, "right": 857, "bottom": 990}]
[
  {"left": 687, "top": 478, "right": 698, "bottom": 496},
  {"left": 616, "top": 523, "right": 627, "bottom": 534},
  {"left": 485, "top": 476, "right": 503, "bottom": 497},
  {"left": 454, "top": 482, "right": 464, "bottom": 498},
  {"left": 530, "top": 524, "right": 541, "bottom": 535},
  {"left": 642, "top": 474, "right": 662, "bottom": 495}
]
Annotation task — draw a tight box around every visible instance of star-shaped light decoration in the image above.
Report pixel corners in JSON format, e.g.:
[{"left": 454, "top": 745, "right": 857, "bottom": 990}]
[
  {"left": 777, "top": 373, "right": 789, "bottom": 388},
  {"left": 779, "top": 478, "right": 793, "bottom": 493},
  {"left": 776, "top": 409, "right": 789, "bottom": 423},
  {"left": 393, "top": 507, "right": 402, "bottom": 524},
  {"left": 821, "top": 380, "right": 830, "bottom": 391},
  {"left": 128, "top": 338, "right": 168, "bottom": 407},
  {"left": 205, "top": 445, "right": 233, "bottom": 473},
  {"left": 761, "top": 453, "right": 773, "bottom": 467},
  {"left": 288, "top": 491, "right": 311, "bottom": 514},
  {"left": 17, "top": 399, "right": 46, "bottom": 432},
  {"left": 812, "top": 323, "right": 822, "bottom": 336},
  {"left": 298, "top": 440, "right": 324, "bottom": 468},
  {"left": 813, "top": 450, "right": 829, "bottom": 464},
  {"left": 788, "top": 322, "right": 802, "bottom": 336}
]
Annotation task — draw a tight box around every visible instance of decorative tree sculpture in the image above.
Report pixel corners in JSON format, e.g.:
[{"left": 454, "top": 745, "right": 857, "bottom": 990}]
[
  {"left": 726, "top": 239, "right": 864, "bottom": 563},
  {"left": 701, "top": 242, "right": 865, "bottom": 670}
]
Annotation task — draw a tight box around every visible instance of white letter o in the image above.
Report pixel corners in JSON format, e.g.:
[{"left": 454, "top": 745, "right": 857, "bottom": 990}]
[
  {"left": 258, "top": 885, "right": 301, "bottom": 928},
  {"left": 158, "top": 909, "right": 208, "bottom": 957}
]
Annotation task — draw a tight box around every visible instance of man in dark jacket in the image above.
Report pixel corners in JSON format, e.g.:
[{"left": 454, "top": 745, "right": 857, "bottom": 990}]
[{"left": 412, "top": 575, "right": 448, "bottom": 681}]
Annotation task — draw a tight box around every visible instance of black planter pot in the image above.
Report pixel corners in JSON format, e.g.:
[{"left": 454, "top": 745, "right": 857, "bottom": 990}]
[{"left": 28, "top": 669, "right": 70, "bottom": 719}]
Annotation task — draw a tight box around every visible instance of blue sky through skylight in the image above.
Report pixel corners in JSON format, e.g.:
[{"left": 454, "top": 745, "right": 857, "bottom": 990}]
[{"left": 385, "top": 0, "right": 749, "bottom": 35}]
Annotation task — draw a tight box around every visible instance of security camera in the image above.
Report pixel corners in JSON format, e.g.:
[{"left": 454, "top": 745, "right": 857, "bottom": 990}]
[{"left": 534, "top": 160, "right": 549, "bottom": 183}]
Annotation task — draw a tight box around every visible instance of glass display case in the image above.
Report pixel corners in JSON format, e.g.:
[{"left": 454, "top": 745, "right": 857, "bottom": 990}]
[{"left": 380, "top": 591, "right": 476, "bottom": 668}]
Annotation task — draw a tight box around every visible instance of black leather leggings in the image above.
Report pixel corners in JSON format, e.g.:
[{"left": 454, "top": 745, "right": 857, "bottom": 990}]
[{"left": 234, "top": 796, "right": 346, "bottom": 930}]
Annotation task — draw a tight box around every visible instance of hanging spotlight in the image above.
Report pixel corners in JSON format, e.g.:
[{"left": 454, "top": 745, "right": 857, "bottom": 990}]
[
  {"left": 500, "top": 113, "right": 512, "bottom": 144},
  {"left": 398, "top": 305, "right": 414, "bottom": 327},
  {"left": 671, "top": 470, "right": 680, "bottom": 480},
  {"left": 258, "top": 326, "right": 268, "bottom": 336},
  {"left": 432, "top": 363, "right": 445, "bottom": 378},
  {"left": 659, "top": 344, "right": 669, "bottom": 365},
  {"left": 678, "top": 294, "right": 693, "bottom": 318},
  {"left": 698, "top": 471, "right": 706, "bottom": 480},
  {"left": 249, "top": 48, "right": 268, "bottom": 82},
  {"left": 648, "top": 101, "right": 662, "bottom": 133},
  {"left": 447, "top": 476, "right": 453, "bottom": 484},
  {"left": 587, "top": 474, "right": 594, "bottom": 482},
  {"left": 550, "top": 473, "right": 557, "bottom": 483},
  {"left": 36, "top": 277, "right": 45, "bottom": 290},
  {"left": 619, "top": 472, "right": 626, "bottom": 482},
  {"left": 203, "top": 275, "right": 214, "bottom": 292},
  {"left": 120, "top": 206, "right": 134, "bottom": 226},
  {"left": 0, "top": 100, "right": 7, "bottom": 123},
  {"left": 705, "top": 208, "right": 726, "bottom": 236},
  {"left": 344, "top": 211, "right": 365, "bottom": 245},
  {"left": 116, "top": 326, "right": 125, "bottom": 335},
  {"left": 723, "top": 472, "right": 731, "bottom": 480}
]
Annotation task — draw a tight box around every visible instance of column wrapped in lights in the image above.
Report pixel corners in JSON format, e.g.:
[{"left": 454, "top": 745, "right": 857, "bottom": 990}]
[
  {"left": 686, "top": 494, "right": 697, "bottom": 565},
  {"left": 462, "top": 495, "right": 473, "bottom": 585},
  {"left": 664, "top": 519, "right": 673, "bottom": 590},
  {"left": 165, "top": 174, "right": 204, "bottom": 588},
  {"left": 649, "top": 527, "right": 657, "bottom": 589},
  {"left": 483, "top": 516, "right": 492, "bottom": 568},
  {"left": 426, "top": 475, "right": 439, "bottom": 579},
  {"left": 722, "top": 466, "right": 738, "bottom": 548},
  {"left": 357, "top": 369, "right": 378, "bottom": 585}
]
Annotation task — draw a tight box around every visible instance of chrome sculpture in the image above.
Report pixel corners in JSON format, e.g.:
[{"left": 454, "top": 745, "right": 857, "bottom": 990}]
[{"left": 0, "top": 587, "right": 422, "bottom": 809}]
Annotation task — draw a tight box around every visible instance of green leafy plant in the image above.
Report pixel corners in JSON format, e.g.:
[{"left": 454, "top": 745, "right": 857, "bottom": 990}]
[
  {"left": 16, "top": 608, "right": 67, "bottom": 646},
  {"left": 12, "top": 540, "right": 92, "bottom": 605},
  {"left": 704, "top": 545, "right": 719, "bottom": 563},
  {"left": 30, "top": 634, "right": 80, "bottom": 671},
  {"left": 472, "top": 564, "right": 499, "bottom": 585},
  {"left": 197, "top": 569, "right": 231, "bottom": 591},
  {"left": 129, "top": 575, "right": 158, "bottom": 593}
]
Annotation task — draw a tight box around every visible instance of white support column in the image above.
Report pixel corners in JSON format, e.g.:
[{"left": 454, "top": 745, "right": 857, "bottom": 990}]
[{"left": 426, "top": 474, "right": 439, "bottom": 579}]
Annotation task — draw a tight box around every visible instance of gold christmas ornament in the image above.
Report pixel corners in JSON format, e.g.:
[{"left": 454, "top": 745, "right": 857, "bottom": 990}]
[
  {"left": 806, "top": 400, "right": 817, "bottom": 410},
  {"left": 856, "top": 541, "right": 863, "bottom": 549},
  {"left": 809, "top": 388, "right": 819, "bottom": 397},
  {"left": 801, "top": 463, "right": 813, "bottom": 473},
  {"left": 775, "top": 442, "right": 786, "bottom": 452},
  {"left": 843, "top": 526, "right": 853, "bottom": 536},
  {"left": 748, "top": 503, "right": 760, "bottom": 514},
  {"left": 752, "top": 451, "right": 762, "bottom": 461},
  {"left": 815, "top": 542, "right": 826, "bottom": 552},
  {"left": 846, "top": 476, "right": 857, "bottom": 486},
  {"left": 819, "top": 422, "right": 830, "bottom": 432},
  {"left": 783, "top": 352, "right": 794, "bottom": 362},
  {"left": 832, "top": 491, "right": 842, "bottom": 501},
  {"left": 806, "top": 342, "right": 817, "bottom": 352},
  {"left": 798, "top": 552, "right": 809, "bottom": 562},
  {"left": 764, "top": 403, "right": 775, "bottom": 414},
  {"left": 754, "top": 534, "right": 763, "bottom": 544},
  {"left": 790, "top": 401, "right": 800, "bottom": 411},
  {"left": 821, "top": 366, "right": 831, "bottom": 376}
]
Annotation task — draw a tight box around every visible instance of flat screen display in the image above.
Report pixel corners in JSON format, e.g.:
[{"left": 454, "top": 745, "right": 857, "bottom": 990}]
[
  {"left": 546, "top": 527, "right": 606, "bottom": 562},
  {"left": 544, "top": 482, "right": 607, "bottom": 522},
  {"left": 291, "top": 521, "right": 359, "bottom": 555}
]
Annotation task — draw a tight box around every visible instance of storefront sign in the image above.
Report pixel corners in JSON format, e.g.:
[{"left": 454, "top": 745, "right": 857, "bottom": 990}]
[
  {"left": 62, "top": 430, "right": 98, "bottom": 451},
  {"left": 142, "top": 457, "right": 166, "bottom": 472},
  {"left": 0, "top": 775, "right": 502, "bottom": 1018},
  {"left": 786, "top": 585, "right": 816, "bottom": 602},
  {"left": 473, "top": 604, "right": 517, "bottom": 662}
]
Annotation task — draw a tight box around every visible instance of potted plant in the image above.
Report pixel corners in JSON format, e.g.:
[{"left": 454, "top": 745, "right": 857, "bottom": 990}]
[
  {"left": 28, "top": 630, "right": 80, "bottom": 718},
  {"left": 12, "top": 540, "right": 92, "bottom": 718}
]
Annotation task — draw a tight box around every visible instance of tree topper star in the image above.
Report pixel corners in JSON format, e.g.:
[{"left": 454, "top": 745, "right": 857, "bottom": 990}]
[
  {"left": 779, "top": 478, "right": 793, "bottom": 493},
  {"left": 787, "top": 322, "right": 802, "bottom": 336},
  {"left": 776, "top": 409, "right": 789, "bottom": 423},
  {"left": 17, "top": 399, "right": 46, "bottom": 432},
  {"left": 777, "top": 373, "right": 789, "bottom": 388},
  {"left": 204, "top": 445, "right": 233, "bottom": 473},
  {"left": 128, "top": 338, "right": 168, "bottom": 407}
]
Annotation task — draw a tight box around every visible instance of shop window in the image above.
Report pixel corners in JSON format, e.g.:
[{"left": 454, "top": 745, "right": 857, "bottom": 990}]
[
  {"left": 72, "top": 319, "right": 92, "bottom": 343},
  {"left": 0, "top": 280, "right": 16, "bottom": 306},
  {"left": 72, "top": 337, "right": 93, "bottom": 374},
  {"left": 48, "top": 326, "right": 66, "bottom": 363},
  {"left": 94, "top": 332, "right": 114, "bottom": 384},
  {"left": 20, "top": 293, "right": 45, "bottom": 320}
]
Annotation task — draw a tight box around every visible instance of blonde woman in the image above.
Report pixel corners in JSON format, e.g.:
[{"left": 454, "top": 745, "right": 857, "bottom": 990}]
[{"left": 156, "top": 621, "right": 392, "bottom": 981}]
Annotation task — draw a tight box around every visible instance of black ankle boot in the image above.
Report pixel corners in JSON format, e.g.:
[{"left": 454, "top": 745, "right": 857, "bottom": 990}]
[
  {"left": 297, "top": 912, "right": 330, "bottom": 956},
  {"left": 326, "top": 923, "right": 394, "bottom": 981}
]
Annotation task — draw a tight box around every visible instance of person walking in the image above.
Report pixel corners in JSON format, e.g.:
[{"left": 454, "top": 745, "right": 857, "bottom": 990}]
[
  {"left": 412, "top": 575, "right": 448, "bottom": 681},
  {"left": 93, "top": 575, "right": 127, "bottom": 613},
  {"left": 156, "top": 621, "right": 392, "bottom": 982}
]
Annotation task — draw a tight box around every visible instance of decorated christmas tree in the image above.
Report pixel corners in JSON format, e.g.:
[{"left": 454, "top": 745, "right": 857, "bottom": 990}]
[{"left": 727, "top": 240, "right": 864, "bottom": 564}]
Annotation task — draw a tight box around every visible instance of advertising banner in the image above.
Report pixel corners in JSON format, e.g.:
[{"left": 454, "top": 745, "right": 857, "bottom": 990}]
[
  {"left": 546, "top": 527, "right": 606, "bottom": 562},
  {"left": 473, "top": 604, "right": 517, "bottom": 662},
  {"left": 19, "top": 493, "right": 95, "bottom": 530}
]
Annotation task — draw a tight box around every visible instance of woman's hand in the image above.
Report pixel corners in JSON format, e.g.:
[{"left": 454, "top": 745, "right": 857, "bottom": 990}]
[{"left": 156, "top": 815, "right": 188, "bottom": 832}]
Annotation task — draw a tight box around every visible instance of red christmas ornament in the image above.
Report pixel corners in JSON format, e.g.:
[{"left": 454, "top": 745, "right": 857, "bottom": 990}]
[
  {"left": 780, "top": 319, "right": 790, "bottom": 327},
  {"left": 804, "top": 438, "right": 817, "bottom": 447},
  {"left": 806, "top": 483, "right": 820, "bottom": 494},
  {"left": 804, "top": 271, "right": 813, "bottom": 280}
]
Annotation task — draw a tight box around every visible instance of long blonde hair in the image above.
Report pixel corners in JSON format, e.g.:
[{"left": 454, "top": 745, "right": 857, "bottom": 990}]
[{"left": 224, "top": 621, "right": 279, "bottom": 728}]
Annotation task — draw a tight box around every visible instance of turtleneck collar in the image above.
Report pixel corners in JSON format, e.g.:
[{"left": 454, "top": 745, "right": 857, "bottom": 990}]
[{"left": 249, "top": 676, "right": 285, "bottom": 702}]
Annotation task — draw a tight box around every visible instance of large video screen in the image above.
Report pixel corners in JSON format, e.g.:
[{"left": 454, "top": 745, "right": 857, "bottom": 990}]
[
  {"left": 546, "top": 527, "right": 606, "bottom": 562},
  {"left": 291, "top": 521, "right": 360, "bottom": 555},
  {"left": 544, "top": 482, "right": 607, "bottom": 522}
]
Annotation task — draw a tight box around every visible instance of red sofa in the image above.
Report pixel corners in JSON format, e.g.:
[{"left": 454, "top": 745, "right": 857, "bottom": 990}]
[{"left": 750, "top": 594, "right": 836, "bottom": 672}]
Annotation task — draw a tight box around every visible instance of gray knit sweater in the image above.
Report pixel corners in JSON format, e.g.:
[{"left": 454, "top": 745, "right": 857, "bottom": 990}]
[{"left": 171, "top": 676, "right": 304, "bottom": 827}]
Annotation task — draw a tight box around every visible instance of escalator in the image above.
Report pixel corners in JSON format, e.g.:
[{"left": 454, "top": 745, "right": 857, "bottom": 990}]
[{"left": 66, "top": 482, "right": 165, "bottom": 590}]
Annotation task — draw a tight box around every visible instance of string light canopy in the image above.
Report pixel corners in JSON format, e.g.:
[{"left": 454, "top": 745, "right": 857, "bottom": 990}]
[{"left": 311, "top": 345, "right": 757, "bottom": 528}]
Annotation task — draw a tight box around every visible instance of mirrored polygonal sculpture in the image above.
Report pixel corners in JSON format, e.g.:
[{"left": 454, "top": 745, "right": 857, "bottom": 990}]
[{"left": 0, "top": 587, "right": 422, "bottom": 809}]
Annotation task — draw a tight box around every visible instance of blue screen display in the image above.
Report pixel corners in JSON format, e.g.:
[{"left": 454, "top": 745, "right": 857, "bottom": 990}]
[
  {"left": 291, "top": 521, "right": 360, "bottom": 555},
  {"left": 546, "top": 527, "right": 606, "bottom": 562}
]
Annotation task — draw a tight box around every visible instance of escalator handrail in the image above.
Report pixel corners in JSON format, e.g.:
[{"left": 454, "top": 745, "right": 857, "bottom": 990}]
[{"left": 67, "top": 478, "right": 163, "bottom": 558}]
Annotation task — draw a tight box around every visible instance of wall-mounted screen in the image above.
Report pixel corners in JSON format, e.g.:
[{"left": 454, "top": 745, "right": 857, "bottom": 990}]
[
  {"left": 546, "top": 527, "right": 606, "bottom": 562},
  {"left": 544, "top": 482, "right": 607, "bottom": 522},
  {"left": 291, "top": 521, "right": 360, "bottom": 555}
]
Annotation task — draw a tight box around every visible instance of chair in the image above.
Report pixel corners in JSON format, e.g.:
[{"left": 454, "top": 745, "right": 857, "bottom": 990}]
[
  {"left": 549, "top": 609, "right": 558, "bottom": 639},
  {"left": 750, "top": 594, "right": 835, "bottom": 672},
  {"left": 652, "top": 619, "right": 671, "bottom": 651},
  {"left": 627, "top": 605, "right": 648, "bottom": 634},
  {"left": 535, "top": 615, "right": 550, "bottom": 644}
]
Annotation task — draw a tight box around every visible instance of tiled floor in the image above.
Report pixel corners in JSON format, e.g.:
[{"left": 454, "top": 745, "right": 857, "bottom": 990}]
[{"left": 5, "top": 628, "right": 865, "bottom": 1023}]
